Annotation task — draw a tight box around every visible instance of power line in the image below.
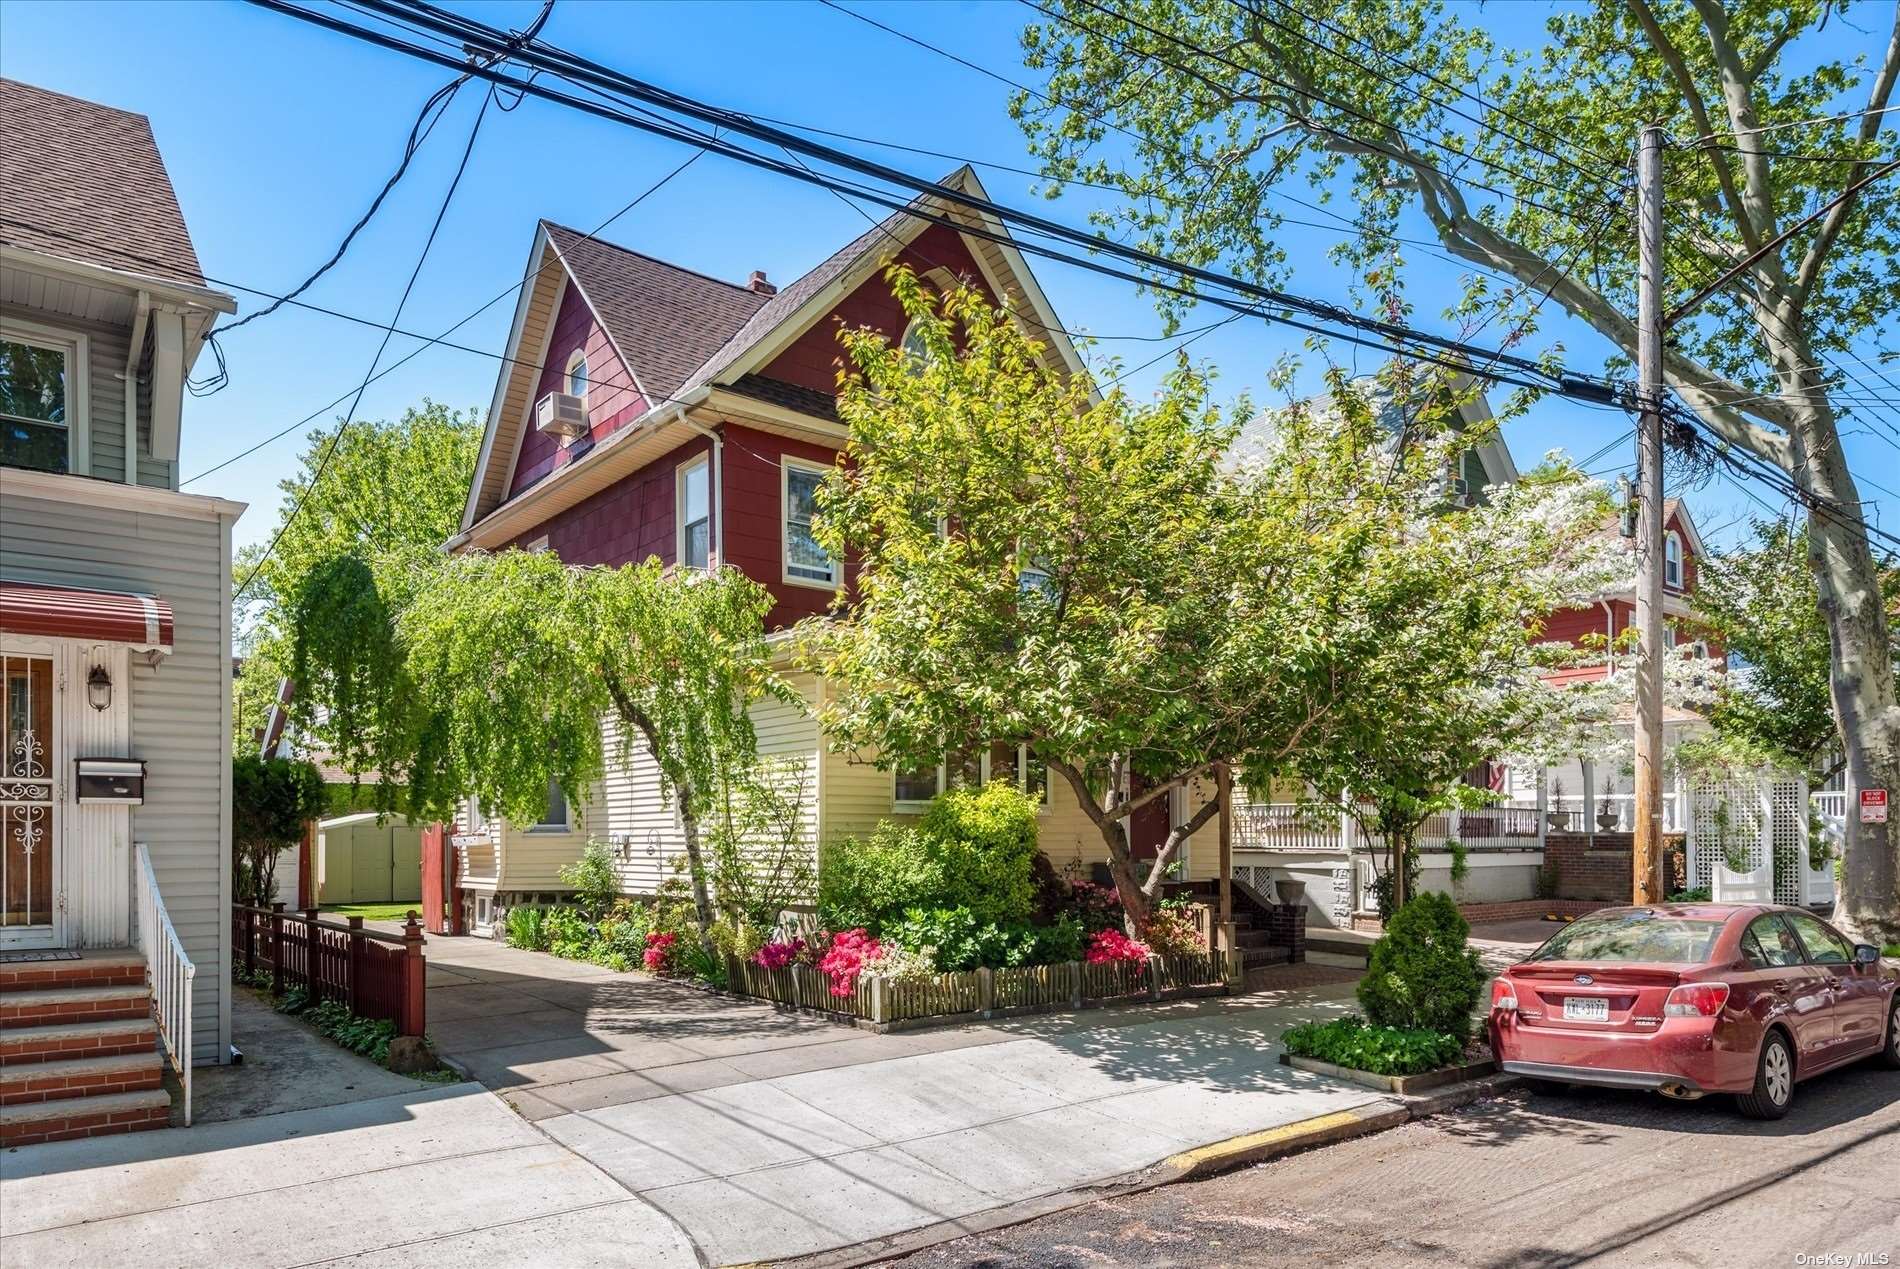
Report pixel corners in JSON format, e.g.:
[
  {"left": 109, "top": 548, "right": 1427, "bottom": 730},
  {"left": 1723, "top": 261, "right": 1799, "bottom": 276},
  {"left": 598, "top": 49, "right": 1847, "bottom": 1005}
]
[
  {"left": 235, "top": 82, "right": 495, "bottom": 604},
  {"left": 1683, "top": 102, "right": 1900, "bottom": 143},
  {"left": 257, "top": 0, "right": 1640, "bottom": 413}
]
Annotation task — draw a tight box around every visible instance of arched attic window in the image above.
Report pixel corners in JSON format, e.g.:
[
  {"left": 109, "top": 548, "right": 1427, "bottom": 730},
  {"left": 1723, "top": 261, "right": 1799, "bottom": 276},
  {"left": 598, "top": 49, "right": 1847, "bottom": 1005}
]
[
  {"left": 565, "top": 348, "right": 589, "bottom": 401},
  {"left": 1664, "top": 530, "right": 1683, "bottom": 589}
]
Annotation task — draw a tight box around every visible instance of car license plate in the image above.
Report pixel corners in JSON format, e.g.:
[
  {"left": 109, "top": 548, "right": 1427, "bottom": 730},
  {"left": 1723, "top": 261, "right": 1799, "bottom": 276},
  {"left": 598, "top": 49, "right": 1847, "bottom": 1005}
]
[{"left": 1564, "top": 996, "right": 1609, "bottom": 1023}]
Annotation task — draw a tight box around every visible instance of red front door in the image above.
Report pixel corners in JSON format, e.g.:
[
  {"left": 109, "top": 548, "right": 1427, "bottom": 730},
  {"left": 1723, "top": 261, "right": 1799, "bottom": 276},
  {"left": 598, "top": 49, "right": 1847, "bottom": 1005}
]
[{"left": 1128, "top": 775, "right": 1171, "bottom": 864}]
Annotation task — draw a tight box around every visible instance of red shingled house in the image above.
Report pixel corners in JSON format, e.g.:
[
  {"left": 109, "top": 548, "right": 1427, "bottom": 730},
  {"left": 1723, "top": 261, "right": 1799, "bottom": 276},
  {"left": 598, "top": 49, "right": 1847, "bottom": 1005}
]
[{"left": 440, "top": 168, "right": 1199, "bottom": 934}]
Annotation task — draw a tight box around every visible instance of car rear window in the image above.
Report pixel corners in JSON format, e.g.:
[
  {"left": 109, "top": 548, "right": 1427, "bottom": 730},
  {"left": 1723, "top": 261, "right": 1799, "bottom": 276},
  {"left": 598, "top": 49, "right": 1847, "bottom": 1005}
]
[{"left": 1525, "top": 913, "right": 1726, "bottom": 964}]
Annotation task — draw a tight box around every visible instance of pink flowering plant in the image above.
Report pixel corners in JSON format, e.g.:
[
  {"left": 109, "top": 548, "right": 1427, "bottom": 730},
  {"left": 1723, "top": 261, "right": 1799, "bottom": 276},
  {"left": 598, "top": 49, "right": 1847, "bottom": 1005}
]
[
  {"left": 751, "top": 937, "right": 806, "bottom": 971},
  {"left": 642, "top": 930, "right": 678, "bottom": 973},
  {"left": 1085, "top": 928, "right": 1151, "bottom": 965},
  {"left": 817, "top": 927, "right": 883, "bottom": 997}
]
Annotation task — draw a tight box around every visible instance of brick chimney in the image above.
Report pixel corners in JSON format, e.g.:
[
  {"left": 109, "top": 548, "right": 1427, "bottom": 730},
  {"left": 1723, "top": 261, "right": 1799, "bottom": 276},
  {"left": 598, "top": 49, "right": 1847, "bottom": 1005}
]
[{"left": 747, "top": 270, "right": 777, "bottom": 296}]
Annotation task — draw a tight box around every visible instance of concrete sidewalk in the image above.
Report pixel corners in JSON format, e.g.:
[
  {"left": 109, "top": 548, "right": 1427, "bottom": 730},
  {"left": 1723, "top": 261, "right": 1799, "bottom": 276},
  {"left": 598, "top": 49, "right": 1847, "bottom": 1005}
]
[
  {"left": 414, "top": 934, "right": 1384, "bottom": 1265},
  {"left": 0, "top": 1082, "right": 698, "bottom": 1268}
]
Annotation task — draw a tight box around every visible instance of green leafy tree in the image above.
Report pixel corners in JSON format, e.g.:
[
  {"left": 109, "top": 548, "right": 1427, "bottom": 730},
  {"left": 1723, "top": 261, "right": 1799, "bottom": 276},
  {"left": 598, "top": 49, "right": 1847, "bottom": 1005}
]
[
  {"left": 1699, "top": 517, "right": 1900, "bottom": 779},
  {"left": 388, "top": 551, "right": 788, "bottom": 954},
  {"left": 234, "top": 401, "right": 482, "bottom": 755},
  {"left": 1016, "top": 0, "right": 1899, "bottom": 940},
  {"left": 806, "top": 269, "right": 1322, "bottom": 928},
  {"left": 231, "top": 755, "right": 327, "bottom": 907},
  {"left": 1357, "top": 891, "right": 1487, "bottom": 1042}
]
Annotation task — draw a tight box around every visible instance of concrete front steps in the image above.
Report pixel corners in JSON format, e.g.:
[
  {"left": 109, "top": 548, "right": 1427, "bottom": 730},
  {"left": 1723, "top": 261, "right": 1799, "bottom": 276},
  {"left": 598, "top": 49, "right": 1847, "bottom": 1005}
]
[{"left": 0, "top": 950, "right": 171, "bottom": 1146}]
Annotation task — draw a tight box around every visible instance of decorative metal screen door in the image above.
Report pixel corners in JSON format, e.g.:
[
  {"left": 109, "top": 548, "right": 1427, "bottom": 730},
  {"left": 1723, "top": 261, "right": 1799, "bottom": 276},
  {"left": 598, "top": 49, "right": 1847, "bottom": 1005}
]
[{"left": 2, "top": 654, "right": 58, "bottom": 945}]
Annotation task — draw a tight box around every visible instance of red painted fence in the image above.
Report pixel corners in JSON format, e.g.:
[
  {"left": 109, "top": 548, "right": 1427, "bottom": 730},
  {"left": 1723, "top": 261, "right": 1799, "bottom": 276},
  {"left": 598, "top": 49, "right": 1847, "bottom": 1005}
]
[{"left": 233, "top": 905, "right": 426, "bottom": 1037}]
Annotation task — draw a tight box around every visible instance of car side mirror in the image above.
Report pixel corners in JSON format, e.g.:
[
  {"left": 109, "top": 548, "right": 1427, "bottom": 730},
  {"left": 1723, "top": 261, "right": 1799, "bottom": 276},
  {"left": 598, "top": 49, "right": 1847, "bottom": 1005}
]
[{"left": 1852, "top": 943, "right": 1881, "bottom": 966}]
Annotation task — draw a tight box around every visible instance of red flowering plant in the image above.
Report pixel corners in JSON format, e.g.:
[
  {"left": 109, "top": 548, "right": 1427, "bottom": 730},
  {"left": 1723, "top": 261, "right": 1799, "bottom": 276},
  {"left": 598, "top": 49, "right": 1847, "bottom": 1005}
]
[
  {"left": 1085, "top": 928, "right": 1150, "bottom": 965},
  {"left": 642, "top": 930, "right": 679, "bottom": 973},
  {"left": 1065, "top": 880, "right": 1126, "bottom": 934}
]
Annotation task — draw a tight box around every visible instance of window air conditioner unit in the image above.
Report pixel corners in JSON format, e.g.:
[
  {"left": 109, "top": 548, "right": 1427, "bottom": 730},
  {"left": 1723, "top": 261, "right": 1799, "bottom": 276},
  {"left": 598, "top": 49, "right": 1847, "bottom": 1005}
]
[{"left": 535, "top": 391, "right": 588, "bottom": 439}]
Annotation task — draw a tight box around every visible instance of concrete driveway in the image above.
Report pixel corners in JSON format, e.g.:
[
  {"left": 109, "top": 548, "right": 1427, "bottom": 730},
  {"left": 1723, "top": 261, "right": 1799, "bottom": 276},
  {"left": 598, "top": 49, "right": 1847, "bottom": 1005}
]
[{"left": 420, "top": 934, "right": 1384, "bottom": 1265}]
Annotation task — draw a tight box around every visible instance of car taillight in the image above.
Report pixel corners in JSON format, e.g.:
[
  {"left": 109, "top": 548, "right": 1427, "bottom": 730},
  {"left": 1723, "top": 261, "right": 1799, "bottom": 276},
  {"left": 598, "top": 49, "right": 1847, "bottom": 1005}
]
[
  {"left": 1663, "top": 982, "right": 1731, "bottom": 1017},
  {"left": 1491, "top": 977, "right": 1518, "bottom": 1013}
]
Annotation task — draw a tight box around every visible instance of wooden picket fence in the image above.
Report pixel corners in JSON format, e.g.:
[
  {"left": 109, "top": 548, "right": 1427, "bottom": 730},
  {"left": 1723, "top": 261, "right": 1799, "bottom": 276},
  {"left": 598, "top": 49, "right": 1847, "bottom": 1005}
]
[
  {"left": 233, "top": 904, "right": 427, "bottom": 1036},
  {"left": 723, "top": 951, "right": 1232, "bottom": 1032}
]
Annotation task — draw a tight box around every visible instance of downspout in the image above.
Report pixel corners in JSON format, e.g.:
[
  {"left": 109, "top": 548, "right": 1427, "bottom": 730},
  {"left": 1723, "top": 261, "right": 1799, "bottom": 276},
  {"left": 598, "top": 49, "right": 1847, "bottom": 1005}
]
[
  {"left": 680, "top": 413, "right": 724, "bottom": 567},
  {"left": 123, "top": 290, "right": 150, "bottom": 484}
]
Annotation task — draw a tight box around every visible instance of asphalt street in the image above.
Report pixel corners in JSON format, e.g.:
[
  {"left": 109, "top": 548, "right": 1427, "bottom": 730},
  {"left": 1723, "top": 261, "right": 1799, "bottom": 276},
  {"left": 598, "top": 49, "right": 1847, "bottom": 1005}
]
[{"left": 886, "top": 1058, "right": 1900, "bottom": 1269}]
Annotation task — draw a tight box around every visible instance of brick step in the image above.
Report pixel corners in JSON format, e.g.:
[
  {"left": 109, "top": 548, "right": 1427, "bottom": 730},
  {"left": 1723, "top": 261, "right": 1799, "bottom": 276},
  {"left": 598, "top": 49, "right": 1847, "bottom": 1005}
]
[
  {"left": 0, "top": 1051, "right": 162, "bottom": 1106},
  {"left": 1240, "top": 945, "right": 1293, "bottom": 969},
  {"left": 0, "top": 1016, "right": 158, "bottom": 1063},
  {"left": 0, "top": 952, "right": 145, "bottom": 994},
  {"left": 1233, "top": 928, "right": 1276, "bottom": 949},
  {"left": 0, "top": 984, "right": 151, "bottom": 1029},
  {"left": 0, "top": 1088, "right": 171, "bottom": 1146}
]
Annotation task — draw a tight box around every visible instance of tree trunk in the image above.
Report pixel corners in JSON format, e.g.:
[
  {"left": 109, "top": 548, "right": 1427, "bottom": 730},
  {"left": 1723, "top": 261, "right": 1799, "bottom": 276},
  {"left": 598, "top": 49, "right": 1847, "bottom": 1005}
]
[
  {"left": 1799, "top": 428, "right": 1900, "bottom": 944},
  {"left": 674, "top": 779, "right": 720, "bottom": 960}
]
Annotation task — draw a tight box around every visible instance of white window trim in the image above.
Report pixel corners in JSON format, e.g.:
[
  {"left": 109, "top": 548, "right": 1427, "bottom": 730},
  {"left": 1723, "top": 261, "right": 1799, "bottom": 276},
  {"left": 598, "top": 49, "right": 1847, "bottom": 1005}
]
[
  {"left": 1, "top": 317, "right": 89, "bottom": 477},
  {"left": 524, "top": 534, "right": 550, "bottom": 553},
  {"left": 1663, "top": 530, "right": 1684, "bottom": 589},
  {"left": 527, "top": 777, "right": 571, "bottom": 833},
  {"left": 676, "top": 452, "right": 712, "bottom": 570},
  {"left": 564, "top": 347, "right": 589, "bottom": 402},
  {"left": 892, "top": 744, "right": 1053, "bottom": 814},
  {"left": 781, "top": 455, "right": 840, "bottom": 589}
]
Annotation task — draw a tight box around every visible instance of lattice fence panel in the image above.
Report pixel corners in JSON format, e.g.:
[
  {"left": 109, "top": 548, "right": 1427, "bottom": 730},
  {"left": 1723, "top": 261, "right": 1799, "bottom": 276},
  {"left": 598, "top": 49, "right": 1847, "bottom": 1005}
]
[
  {"left": 1689, "top": 776, "right": 1769, "bottom": 900},
  {"left": 1768, "top": 777, "right": 1807, "bottom": 906}
]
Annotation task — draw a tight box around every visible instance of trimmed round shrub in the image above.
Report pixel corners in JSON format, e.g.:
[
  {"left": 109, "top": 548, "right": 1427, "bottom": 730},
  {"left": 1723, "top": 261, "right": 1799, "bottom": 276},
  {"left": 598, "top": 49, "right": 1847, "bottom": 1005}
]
[
  {"left": 919, "top": 782, "right": 1040, "bottom": 926},
  {"left": 1356, "top": 891, "right": 1486, "bottom": 1043}
]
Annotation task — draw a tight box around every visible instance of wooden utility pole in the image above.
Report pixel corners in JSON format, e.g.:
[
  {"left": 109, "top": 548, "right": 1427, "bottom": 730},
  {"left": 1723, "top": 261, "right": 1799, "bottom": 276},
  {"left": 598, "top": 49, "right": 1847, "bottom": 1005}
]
[{"left": 1632, "top": 123, "right": 1666, "bottom": 906}]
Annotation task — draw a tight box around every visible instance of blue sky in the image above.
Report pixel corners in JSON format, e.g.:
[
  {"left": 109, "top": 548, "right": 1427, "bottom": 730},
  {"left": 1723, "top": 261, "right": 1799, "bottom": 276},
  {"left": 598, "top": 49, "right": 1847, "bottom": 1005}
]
[{"left": 2, "top": 0, "right": 1891, "bottom": 555}]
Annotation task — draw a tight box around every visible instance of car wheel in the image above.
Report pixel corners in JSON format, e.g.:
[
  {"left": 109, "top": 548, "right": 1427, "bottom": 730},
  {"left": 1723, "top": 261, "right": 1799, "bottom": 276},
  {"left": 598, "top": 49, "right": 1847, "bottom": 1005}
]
[
  {"left": 1737, "top": 1031, "right": 1795, "bottom": 1120},
  {"left": 1880, "top": 1001, "right": 1900, "bottom": 1071}
]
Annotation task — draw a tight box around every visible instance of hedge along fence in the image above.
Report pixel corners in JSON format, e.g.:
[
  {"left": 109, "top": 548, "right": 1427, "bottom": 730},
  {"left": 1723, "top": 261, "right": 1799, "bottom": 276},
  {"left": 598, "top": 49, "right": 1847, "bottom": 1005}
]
[{"left": 724, "top": 951, "right": 1234, "bottom": 1033}]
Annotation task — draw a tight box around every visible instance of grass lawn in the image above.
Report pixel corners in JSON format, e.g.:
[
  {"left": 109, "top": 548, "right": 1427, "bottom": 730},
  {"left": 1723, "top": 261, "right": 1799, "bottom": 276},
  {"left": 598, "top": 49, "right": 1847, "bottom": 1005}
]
[
  {"left": 1885, "top": 944, "right": 1899, "bottom": 959},
  {"left": 320, "top": 902, "right": 423, "bottom": 923}
]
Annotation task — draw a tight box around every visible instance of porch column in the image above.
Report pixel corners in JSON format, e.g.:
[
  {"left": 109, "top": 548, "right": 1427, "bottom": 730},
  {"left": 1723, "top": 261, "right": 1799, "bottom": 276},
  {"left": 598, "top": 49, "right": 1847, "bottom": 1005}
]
[
  {"left": 1215, "top": 762, "right": 1233, "bottom": 955},
  {"left": 1582, "top": 759, "right": 1596, "bottom": 842},
  {"left": 1536, "top": 767, "right": 1548, "bottom": 851}
]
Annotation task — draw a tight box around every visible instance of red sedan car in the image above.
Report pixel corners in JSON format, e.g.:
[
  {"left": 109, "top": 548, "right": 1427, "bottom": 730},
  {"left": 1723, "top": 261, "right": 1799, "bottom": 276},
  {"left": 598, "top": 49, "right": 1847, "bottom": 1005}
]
[{"left": 1489, "top": 903, "right": 1899, "bottom": 1118}]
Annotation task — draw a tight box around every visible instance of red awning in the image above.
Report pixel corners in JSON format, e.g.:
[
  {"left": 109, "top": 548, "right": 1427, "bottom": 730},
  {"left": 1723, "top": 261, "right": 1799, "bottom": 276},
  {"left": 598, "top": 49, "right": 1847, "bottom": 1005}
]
[{"left": 0, "top": 581, "right": 174, "bottom": 652}]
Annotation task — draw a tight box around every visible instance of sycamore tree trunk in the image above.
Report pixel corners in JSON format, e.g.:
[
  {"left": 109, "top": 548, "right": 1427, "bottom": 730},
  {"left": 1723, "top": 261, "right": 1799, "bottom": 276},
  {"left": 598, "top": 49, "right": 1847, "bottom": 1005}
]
[{"left": 1796, "top": 422, "right": 1900, "bottom": 945}]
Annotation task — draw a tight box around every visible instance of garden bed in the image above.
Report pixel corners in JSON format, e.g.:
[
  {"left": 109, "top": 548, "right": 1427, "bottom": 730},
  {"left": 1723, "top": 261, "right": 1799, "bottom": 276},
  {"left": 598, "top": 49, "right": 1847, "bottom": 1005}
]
[
  {"left": 722, "top": 950, "right": 1234, "bottom": 1033},
  {"left": 1279, "top": 1051, "right": 1497, "bottom": 1095}
]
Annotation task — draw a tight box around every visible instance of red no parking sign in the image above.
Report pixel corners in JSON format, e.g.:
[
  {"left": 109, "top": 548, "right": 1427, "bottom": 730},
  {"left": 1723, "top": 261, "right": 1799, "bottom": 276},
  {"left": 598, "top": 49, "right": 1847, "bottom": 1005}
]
[{"left": 1862, "top": 789, "right": 1889, "bottom": 823}]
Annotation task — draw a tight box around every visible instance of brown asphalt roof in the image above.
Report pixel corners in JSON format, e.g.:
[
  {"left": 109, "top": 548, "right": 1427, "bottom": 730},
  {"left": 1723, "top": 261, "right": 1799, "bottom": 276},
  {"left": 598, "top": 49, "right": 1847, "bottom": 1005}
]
[
  {"left": 0, "top": 78, "right": 207, "bottom": 290},
  {"left": 542, "top": 221, "right": 767, "bottom": 404}
]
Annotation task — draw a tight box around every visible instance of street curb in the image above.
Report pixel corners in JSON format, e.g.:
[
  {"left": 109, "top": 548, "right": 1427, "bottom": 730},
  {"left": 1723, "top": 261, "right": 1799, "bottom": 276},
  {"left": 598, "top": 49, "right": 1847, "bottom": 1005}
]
[{"left": 765, "top": 1072, "right": 1522, "bottom": 1269}]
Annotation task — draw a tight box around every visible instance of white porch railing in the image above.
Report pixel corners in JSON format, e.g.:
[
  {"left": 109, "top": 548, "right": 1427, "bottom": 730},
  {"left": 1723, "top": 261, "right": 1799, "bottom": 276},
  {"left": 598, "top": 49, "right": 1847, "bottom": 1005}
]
[
  {"left": 134, "top": 842, "right": 194, "bottom": 1126},
  {"left": 1545, "top": 792, "right": 1685, "bottom": 835}
]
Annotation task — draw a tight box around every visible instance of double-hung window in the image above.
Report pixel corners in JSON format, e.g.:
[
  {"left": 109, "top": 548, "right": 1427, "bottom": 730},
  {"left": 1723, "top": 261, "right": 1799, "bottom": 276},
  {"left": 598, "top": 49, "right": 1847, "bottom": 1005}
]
[
  {"left": 1664, "top": 531, "right": 1684, "bottom": 589},
  {"left": 783, "top": 458, "right": 838, "bottom": 587},
  {"left": 533, "top": 778, "right": 569, "bottom": 831},
  {"left": 0, "top": 332, "right": 72, "bottom": 475},
  {"left": 678, "top": 455, "right": 711, "bottom": 570}
]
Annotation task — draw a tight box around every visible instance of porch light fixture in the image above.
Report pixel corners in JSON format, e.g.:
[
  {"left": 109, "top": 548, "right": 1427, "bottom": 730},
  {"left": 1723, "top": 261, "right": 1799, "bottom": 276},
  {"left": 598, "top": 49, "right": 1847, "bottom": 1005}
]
[{"left": 86, "top": 664, "right": 112, "bottom": 712}]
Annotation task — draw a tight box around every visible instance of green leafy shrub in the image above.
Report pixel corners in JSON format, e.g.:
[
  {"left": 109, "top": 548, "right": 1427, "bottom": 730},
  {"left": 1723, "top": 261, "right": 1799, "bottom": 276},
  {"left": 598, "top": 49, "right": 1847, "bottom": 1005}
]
[
  {"left": 918, "top": 782, "right": 1040, "bottom": 925},
  {"left": 504, "top": 904, "right": 549, "bottom": 951},
  {"left": 1665, "top": 887, "right": 1711, "bottom": 903},
  {"left": 558, "top": 840, "right": 621, "bottom": 919},
  {"left": 541, "top": 906, "right": 593, "bottom": 959},
  {"left": 885, "top": 907, "right": 1086, "bottom": 972},
  {"left": 232, "top": 754, "right": 327, "bottom": 907},
  {"left": 1282, "top": 1016, "right": 1463, "bottom": 1076},
  {"left": 1357, "top": 892, "right": 1485, "bottom": 1043},
  {"left": 819, "top": 784, "right": 1043, "bottom": 933},
  {"left": 819, "top": 823, "right": 948, "bottom": 931},
  {"left": 597, "top": 899, "right": 651, "bottom": 960}
]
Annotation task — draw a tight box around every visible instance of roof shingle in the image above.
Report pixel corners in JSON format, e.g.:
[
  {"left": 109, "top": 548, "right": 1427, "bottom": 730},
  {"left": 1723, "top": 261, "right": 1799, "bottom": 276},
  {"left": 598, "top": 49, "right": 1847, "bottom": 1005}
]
[
  {"left": 542, "top": 222, "right": 766, "bottom": 404},
  {"left": 0, "top": 78, "right": 206, "bottom": 290}
]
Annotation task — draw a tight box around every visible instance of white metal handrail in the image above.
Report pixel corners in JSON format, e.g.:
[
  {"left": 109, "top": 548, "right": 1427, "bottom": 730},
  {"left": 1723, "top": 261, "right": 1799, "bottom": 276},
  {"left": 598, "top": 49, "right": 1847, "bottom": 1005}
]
[{"left": 134, "top": 842, "right": 194, "bottom": 1126}]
